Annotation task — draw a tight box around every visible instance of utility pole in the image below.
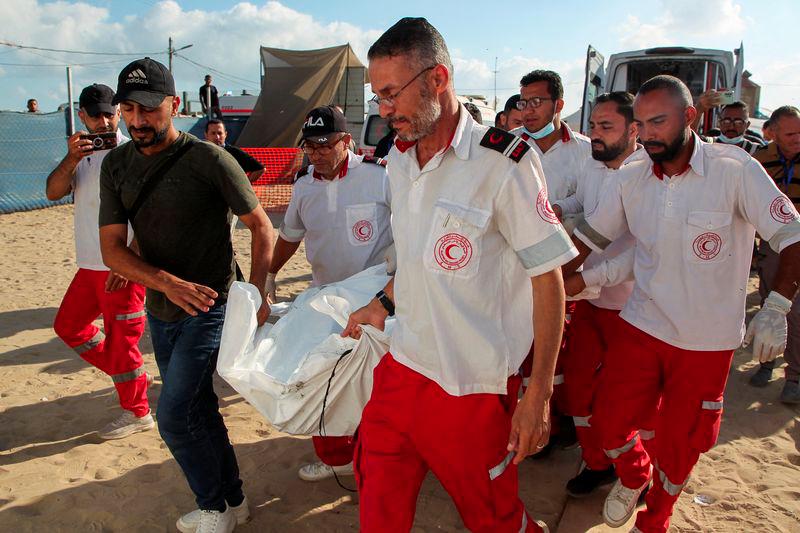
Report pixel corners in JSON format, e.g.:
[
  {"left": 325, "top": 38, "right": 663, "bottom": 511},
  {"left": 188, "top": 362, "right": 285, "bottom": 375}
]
[
  {"left": 168, "top": 37, "right": 193, "bottom": 74},
  {"left": 492, "top": 56, "right": 498, "bottom": 110},
  {"left": 66, "top": 66, "right": 75, "bottom": 135}
]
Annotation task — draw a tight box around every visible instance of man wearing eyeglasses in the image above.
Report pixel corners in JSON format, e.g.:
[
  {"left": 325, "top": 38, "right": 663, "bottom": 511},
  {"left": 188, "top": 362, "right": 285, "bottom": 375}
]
[
  {"left": 710, "top": 101, "right": 760, "bottom": 155},
  {"left": 268, "top": 105, "right": 394, "bottom": 483},
  {"left": 511, "top": 70, "right": 591, "bottom": 203},
  {"left": 343, "top": 17, "right": 577, "bottom": 533}
]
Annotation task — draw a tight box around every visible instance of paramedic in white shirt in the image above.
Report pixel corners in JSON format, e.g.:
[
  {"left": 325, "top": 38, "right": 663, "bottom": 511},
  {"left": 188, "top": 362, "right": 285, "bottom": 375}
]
[
  {"left": 563, "top": 75, "right": 800, "bottom": 533},
  {"left": 343, "top": 17, "right": 577, "bottom": 533},
  {"left": 45, "top": 83, "right": 153, "bottom": 441},
  {"left": 267, "top": 105, "right": 393, "bottom": 483}
]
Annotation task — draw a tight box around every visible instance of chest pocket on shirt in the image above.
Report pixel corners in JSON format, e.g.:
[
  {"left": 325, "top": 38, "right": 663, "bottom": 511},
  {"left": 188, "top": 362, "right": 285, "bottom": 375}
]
[
  {"left": 346, "top": 203, "right": 378, "bottom": 247},
  {"left": 423, "top": 199, "right": 490, "bottom": 278},
  {"left": 686, "top": 211, "right": 732, "bottom": 264}
]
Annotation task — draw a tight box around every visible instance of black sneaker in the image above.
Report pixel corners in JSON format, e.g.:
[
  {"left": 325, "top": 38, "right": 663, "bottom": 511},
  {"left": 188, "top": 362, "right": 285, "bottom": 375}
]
[
  {"left": 566, "top": 465, "right": 617, "bottom": 498},
  {"left": 749, "top": 365, "right": 773, "bottom": 388}
]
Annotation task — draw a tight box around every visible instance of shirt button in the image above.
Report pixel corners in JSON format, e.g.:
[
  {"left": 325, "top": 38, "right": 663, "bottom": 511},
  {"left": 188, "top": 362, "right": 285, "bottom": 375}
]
[
  {"left": 667, "top": 202, "right": 673, "bottom": 207},
  {"left": 412, "top": 182, "right": 420, "bottom": 188},
  {"left": 669, "top": 183, "right": 675, "bottom": 189},
  {"left": 707, "top": 224, "right": 713, "bottom": 229},
  {"left": 454, "top": 222, "right": 461, "bottom": 229}
]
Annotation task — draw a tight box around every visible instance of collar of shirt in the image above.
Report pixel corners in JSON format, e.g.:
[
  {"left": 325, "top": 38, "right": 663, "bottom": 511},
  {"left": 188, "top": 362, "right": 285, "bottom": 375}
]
[
  {"left": 651, "top": 133, "right": 704, "bottom": 180},
  {"left": 312, "top": 151, "right": 353, "bottom": 180},
  {"left": 393, "top": 105, "right": 469, "bottom": 160}
]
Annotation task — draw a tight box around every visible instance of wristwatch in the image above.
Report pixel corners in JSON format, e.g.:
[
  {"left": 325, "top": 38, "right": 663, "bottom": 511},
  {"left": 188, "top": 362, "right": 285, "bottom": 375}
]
[{"left": 375, "top": 290, "right": 395, "bottom": 317}]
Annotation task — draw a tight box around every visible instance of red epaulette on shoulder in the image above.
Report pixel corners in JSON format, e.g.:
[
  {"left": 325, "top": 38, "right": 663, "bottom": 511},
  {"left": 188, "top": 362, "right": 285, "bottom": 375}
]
[
  {"left": 479, "top": 127, "right": 530, "bottom": 163},
  {"left": 362, "top": 155, "right": 388, "bottom": 167}
]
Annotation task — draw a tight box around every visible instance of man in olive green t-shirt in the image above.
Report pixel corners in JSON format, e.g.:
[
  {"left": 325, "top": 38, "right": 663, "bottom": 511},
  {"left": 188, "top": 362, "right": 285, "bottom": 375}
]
[{"left": 99, "top": 58, "right": 274, "bottom": 533}]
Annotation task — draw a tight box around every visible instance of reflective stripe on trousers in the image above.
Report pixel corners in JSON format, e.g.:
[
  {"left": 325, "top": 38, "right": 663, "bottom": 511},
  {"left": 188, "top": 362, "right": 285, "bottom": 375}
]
[
  {"left": 639, "top": 429, "right": 655, "bottom": 441},
  {"left": 73, "top": 330, "right": 105, "bottom": 354},
  {"left": 489, "top": 450, "right": 515, "bottom": 481},
  {"left": 110, "top": 365, "right": 145, "bottom": 384},
  {"left": 655, "top": 463, "right": 686, "bottom": 496},
  {"left": 604, "top": 433, "right": 639, "bottom": 459},
  {"left": 553, "top": 374, "right": 564, "bottom": 386},
  {"left": 115, "top": 310, "right": 146, "bottom": 321},
  {"left": 573, "top": 415, "right": 591, "bottom": 428}
]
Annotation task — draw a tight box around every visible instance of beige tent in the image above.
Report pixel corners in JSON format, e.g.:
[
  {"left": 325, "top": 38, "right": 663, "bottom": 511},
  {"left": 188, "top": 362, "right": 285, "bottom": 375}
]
[{"left": 237, "top": 44, "right": 367, "bottom": 147}]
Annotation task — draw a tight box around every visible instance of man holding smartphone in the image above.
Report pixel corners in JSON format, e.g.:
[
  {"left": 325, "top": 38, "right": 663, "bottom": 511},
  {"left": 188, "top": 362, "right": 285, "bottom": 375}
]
[{"left": 46, "top": 83, "right": 154, "bottom": 441}]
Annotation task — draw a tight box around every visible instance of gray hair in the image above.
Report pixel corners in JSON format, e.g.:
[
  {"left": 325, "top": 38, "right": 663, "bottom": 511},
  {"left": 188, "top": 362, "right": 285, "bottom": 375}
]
[{"left": 368, "top": 17, "right": 453, "bottom": 76}]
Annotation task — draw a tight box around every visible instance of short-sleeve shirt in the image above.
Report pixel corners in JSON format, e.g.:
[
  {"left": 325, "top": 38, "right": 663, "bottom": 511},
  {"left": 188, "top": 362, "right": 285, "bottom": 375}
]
[
  {"left": 576, "top": 134, "right": 800, "bottom": 350},
  {"left": 279, "top": 151, "right": 392, "bottom": 286},
  {"left": 388, "top": 108, "right": 578, "bottom": 396},
  {"left": 99, "top": 132, "right": 260, "bottom": 322},
  {"left": 199, "top": 84, "right": 219, "bottom": 108},
  {"left": 510, "top": 122, "right": 591, "bottom": 202},
  {"left": 73, "top": 130, "right": 132, "bottom": 270}
]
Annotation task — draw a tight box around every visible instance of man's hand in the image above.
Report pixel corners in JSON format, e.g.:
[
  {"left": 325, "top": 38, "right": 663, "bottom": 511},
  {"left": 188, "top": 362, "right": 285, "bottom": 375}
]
[
  {"left": 507, "top": 389, "right": 551, "bottom": 464},
  {"left": 743, "top": 291, "right": 791, "bottom": 363},
  {"left": 105, "top": 271, "right": 129, "bottom": 292},
  {"left": 265, "top": 272, "right": 277, "bottom": 303},
  {"left": 564, "top": 272, "right": 587, "bottom": 297},
  {"left": 696, "top": 89, "right": 723, "bottom": 113},
  {"left": 163, "top": 278, "right": 218, "bottom": 316},
  {"left": 341, "top": 298, "right": 389, "bottom": 339},
  {"left": 256, "top": 300, "right": 271, "bottom": 326},
  {"left": 67, "top": 131, "right": 92, "bottom": 163}
]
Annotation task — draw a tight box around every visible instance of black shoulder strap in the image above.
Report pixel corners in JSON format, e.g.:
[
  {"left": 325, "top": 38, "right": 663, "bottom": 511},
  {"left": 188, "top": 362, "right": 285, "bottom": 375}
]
[
  {"left": 479, "top": 127, "right": 530, "bottom": 163},
  {"left": 127, "top": 139, "right": 196, "bottom": 222}
]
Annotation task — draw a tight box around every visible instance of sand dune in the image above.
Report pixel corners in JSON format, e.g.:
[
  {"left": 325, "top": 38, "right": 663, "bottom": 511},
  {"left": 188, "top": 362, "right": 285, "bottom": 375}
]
[{"left": 0, "top": 205, "right": 798, "bottom": 532}]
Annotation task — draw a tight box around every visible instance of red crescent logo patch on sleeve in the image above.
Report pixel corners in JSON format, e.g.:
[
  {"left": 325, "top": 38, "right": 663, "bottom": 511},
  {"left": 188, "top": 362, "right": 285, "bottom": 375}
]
[
  {"left": 536, "top": 189, "right": 559, "bottom": 224},
  {"left": 352, "top": 220, "right": 374, "bottom": 242},
  {"left": 770, "top": 196, "right": 799, "bottom": 224}
]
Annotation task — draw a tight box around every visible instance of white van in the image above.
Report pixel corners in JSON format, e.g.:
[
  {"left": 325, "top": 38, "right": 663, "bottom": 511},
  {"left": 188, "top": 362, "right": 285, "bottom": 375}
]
[
  {"left": 577, "top": 45, "right": 745, "bottom": 134},
  {"left": 358, "top": 95, "right": 496, "bottom": 156}
]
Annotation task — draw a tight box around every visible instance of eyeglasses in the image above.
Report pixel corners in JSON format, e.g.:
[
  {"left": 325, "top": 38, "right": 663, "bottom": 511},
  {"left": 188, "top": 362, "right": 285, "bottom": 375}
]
[
  {"left": 719, "top": 118, "right": 746, "bottom": 127},
  {"left": 515, "top": 97, "right": 556, "bottom": 111},
  {"left": 301, "top": 135, "right": 345, "bottom": 155},
  {"left": 370, "top": 66, "right": 435, "bottom": 107}
]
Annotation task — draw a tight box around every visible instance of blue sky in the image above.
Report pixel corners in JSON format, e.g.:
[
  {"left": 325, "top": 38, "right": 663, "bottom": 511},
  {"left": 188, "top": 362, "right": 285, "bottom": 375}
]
[{"left": 1, "top": 0, "right": 797, "bottom": 115}]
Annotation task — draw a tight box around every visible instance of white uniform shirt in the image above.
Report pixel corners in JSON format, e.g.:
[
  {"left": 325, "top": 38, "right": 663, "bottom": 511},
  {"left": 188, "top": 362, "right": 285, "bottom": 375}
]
[
  {"left": 279, "top": 151, "right": 392, "bottom": 286},
  {"left": 555, "top": 148, "right": 646, "bottom": 310},
  {"left": 511, "top": 123, "right": 591, "bottom": 202},
  {"left": 576, "top": 135, "right": 800, "bottom": 351},
  {"left": 73, "top": 131, "right": 131, "bottom": 270},
  {"left": 388, "top": 109, "right": 578, "bottom": 396}
]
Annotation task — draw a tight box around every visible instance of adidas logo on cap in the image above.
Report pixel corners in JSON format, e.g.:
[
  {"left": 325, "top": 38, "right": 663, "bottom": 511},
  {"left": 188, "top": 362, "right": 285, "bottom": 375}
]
[{"left": 126, "top": 68, "right": 148, "bottom": 85}]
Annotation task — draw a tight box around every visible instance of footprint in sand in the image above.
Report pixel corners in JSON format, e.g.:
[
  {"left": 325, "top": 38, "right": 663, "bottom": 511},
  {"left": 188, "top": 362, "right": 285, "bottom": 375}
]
[{"left": 62, "top": 458, "right": 88, "bottom": 482}]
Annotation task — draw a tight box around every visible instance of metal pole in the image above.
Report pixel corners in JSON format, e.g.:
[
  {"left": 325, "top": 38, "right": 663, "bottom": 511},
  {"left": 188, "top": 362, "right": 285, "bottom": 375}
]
[
  {"left": 66, "top": 66, "right": 75, "bottom": 136},
  {"left": 168, "top": 36, "right": 173, "bottom": 73},
  {"left": 493, "top": 56, "right": 498, "bottom": 110},
  {"left": 206, "top": 86, "right": 211, "bottom": 119}
]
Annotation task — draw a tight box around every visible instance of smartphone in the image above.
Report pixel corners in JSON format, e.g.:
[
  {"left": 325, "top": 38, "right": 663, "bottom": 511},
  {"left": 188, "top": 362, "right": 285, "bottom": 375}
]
[
  {"left": 80, "top": 132, "right": 118, "bottom": 152},
  {"left": 717, "top": 90, "right": 735, "bottom": 106}
]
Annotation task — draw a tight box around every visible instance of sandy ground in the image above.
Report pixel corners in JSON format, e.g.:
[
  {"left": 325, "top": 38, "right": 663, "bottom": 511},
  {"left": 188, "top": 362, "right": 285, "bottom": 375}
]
[{"left": 0, "top": 204, "right": 798, "bottom": 532}]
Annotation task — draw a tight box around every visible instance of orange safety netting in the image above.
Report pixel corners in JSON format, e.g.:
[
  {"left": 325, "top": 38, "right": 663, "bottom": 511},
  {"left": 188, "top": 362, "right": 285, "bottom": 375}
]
[{"left": 241, "top": 147, "right": 303, "bottom": 212}]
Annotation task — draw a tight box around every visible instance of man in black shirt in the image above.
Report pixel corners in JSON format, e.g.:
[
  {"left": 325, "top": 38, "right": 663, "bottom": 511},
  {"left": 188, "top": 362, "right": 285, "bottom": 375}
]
[
  {"left": 205, "top": 119, "right": 264, "bottom": 182},
  {"left": 200, "top": 74, "right": 222, "bottom": 119}
]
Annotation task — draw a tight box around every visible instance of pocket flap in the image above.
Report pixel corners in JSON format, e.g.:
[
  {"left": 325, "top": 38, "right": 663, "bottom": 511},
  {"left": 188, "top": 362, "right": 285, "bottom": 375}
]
[
  {"left": 687, "top": 211, "right": 732, "bottom": 230},
  {"left": 435, "top": 199, "right": 491, "bottom": 229}
]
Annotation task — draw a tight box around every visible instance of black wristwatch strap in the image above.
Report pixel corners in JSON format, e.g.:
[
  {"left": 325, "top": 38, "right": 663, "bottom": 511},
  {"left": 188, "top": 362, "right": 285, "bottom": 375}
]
[{"left": 375, "top": 290, "right": 395, "bottom": 317}]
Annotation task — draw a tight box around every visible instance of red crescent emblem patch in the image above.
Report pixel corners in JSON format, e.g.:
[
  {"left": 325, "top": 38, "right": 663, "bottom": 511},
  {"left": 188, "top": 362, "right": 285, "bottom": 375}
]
[
  {"left": 770, "top": 196, "right": 798, "bottom": 224},
  {"left": 536, "top": 189, "right": 559, "bottom": 224},
  {"left": 692, "top": 232, "right": 722, "bottom": 260},
  {"left": 352, "top": 220, "right": 374, "bottom": 242},
  {"left": 434, "top": 233, "right": 473, "bottom": 270}
]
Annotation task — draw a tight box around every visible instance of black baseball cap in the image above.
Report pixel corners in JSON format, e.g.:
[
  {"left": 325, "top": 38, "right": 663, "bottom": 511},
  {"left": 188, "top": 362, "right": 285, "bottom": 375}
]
[
  {"left": 301, "top": 105, "right": 348, "bottom": 144},
  {"left": 79, "top": 84, "right": 116, "bottom": 116},
  {"left": 112, "top": 57, "right": 176, "bottom": 107}
]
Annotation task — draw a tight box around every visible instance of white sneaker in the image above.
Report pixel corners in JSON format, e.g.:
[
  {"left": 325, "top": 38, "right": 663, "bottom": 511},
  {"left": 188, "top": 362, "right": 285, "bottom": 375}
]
[
  {"left": 195, "top": 508, "right": 236, "bottom": 533},
  {"left": 603, "top": 478, "right": 649, "bottom": 528},
  {"left": 177, "top": 497, "right": 250, "bottom": 533},
  {"left": 98, "top": 410, "right": 155, "bottom": 440},
  {"left": 297, "top": 461, "right": 354, "bottom": 482}
]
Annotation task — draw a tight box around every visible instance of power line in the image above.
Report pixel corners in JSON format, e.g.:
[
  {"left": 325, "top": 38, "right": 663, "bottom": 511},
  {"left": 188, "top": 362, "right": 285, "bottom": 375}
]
[
  {"left": 0, "top": 40, "right": 166, "bottom": 57},
  {"left": 174, "top": 53, "right": 260, "bottom": 88}
]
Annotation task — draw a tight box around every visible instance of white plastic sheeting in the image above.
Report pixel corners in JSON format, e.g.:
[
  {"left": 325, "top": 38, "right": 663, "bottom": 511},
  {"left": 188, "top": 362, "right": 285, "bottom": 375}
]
[{"left": 217, "top": 264, "right": 393, "bottom": 436}]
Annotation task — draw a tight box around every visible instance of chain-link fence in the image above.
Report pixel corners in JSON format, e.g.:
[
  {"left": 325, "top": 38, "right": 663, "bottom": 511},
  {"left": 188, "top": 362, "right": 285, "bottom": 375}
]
[{"left": 0, "top": 110, "right": 295, "bottom": 214}]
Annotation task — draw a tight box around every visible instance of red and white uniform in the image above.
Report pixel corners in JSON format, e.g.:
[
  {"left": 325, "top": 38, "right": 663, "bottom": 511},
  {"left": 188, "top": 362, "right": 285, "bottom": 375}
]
[
  {"left": 279, "top": 151, "right": 392, "bottom": 287},
  {"left": 511, "top": 122, "right": 591, "bottom": 202},
  {"left": 575, "top": 135, "right": 800, "bottom": 532},
  {"left": 279, "top": 151, "right": 392, "bottom": 467},
  {"left": 553, "top": 148, "right": 659, "bottom": 470},
  {"left": 53, "top": 131, "right": 150, "bottom": 417},
  {"left": 356, "top": 109, "right": 577, "bottom": 532}
]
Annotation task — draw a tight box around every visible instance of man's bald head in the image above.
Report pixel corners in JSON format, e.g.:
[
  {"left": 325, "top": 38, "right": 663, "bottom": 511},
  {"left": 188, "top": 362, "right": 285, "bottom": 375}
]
[{"left": 636, "top": 75, "right": 692, "bottom": 110}]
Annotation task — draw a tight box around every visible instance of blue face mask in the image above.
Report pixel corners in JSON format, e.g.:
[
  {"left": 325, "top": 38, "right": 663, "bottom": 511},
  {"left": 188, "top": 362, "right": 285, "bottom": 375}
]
[
  {"left": 523, "top": 120, "right": 556, "bottom": 140},
  {"left": 717, "top": 133, "right": 744, "bottom": 145}
]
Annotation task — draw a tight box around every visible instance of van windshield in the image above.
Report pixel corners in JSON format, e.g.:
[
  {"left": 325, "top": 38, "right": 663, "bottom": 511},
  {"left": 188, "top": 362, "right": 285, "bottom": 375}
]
[{"left": 621, "top": 59, "right": 725, "bottom": 100}]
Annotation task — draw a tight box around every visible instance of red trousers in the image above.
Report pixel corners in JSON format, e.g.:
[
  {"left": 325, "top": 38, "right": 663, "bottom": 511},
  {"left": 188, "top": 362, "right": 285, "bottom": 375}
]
[
  {"left": 562, "top": 301, "right": 658, "bottom": 470},
  {"left": 54, "top": 269, "right": 149, "bottom": 416},
  {"left": 593, "top": 319, "right": 733, "bottom": 533},
  {"left": 356, "top": 354, "right": 542, "bottom": 533},
  {"left": 312, "top": 435, "right": 354, "bottom": 466}
]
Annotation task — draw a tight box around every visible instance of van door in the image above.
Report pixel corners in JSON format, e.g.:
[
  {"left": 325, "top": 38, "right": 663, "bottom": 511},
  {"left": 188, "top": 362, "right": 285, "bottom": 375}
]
[
  {"left": 732, "top": 42, "right": 744, "bottom": 99},
  {"left": 580, "top": 45, "right": 606, "bottom": 135}
]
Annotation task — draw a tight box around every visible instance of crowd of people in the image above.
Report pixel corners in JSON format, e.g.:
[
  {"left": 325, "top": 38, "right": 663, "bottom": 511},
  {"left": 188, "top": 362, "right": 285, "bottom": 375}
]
[{"left": 45, "top": 15, "right": 799, "bottom": 533}]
